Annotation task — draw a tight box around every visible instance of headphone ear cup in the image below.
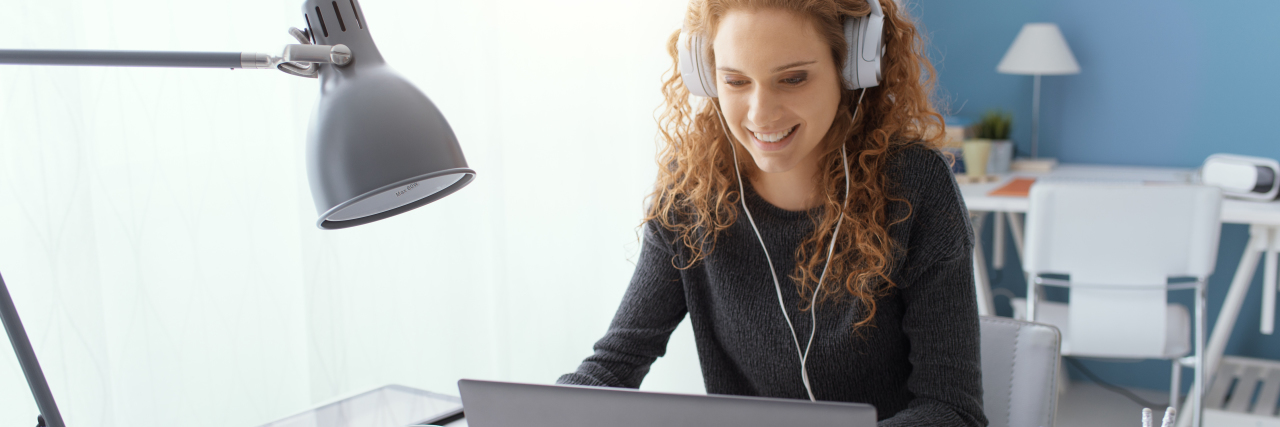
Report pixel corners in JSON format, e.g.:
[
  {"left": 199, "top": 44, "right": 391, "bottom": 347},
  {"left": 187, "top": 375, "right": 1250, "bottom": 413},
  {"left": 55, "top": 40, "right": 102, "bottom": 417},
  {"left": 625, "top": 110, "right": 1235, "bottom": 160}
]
[
  {"left": 843, "top": 9, "right": 884, "bottom": 90},
  {"left": 677, "top": 30, "right": 718, "bottom": 98}
]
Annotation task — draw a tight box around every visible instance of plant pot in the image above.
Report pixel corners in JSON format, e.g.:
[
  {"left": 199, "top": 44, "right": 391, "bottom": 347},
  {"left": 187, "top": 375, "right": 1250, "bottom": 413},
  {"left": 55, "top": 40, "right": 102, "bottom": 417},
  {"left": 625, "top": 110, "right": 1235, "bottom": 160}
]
[{"left": 962, "top": 139, "right": 992, "bottom": 178}]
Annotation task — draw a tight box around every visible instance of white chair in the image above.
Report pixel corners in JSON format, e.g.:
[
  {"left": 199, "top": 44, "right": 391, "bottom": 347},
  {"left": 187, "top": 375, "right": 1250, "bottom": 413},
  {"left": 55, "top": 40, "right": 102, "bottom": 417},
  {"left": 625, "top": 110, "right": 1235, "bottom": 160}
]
[
  {"left": 1011, "top": 182, "right": 1222, "bottom": 427},
  {"left": 980, "top": 316, "right": 1062, "bottom": 427}
]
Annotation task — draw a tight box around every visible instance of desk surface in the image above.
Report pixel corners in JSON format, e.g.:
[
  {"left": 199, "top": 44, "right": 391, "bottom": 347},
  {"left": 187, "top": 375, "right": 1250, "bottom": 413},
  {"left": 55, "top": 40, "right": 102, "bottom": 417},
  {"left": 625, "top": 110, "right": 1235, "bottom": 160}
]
[
  {"left": 958, "top": 164, "right": 1280, "bottom": 226},
  {"left": 260, "top": 384, "right": 463, "bottom": 427}
]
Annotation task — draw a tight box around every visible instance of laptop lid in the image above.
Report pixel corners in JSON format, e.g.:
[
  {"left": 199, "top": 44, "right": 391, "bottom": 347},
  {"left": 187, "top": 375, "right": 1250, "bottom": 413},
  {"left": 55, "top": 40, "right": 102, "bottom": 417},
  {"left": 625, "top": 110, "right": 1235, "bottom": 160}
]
[{"left": 457, "top": 379, "right": 876, "bottom": 427}]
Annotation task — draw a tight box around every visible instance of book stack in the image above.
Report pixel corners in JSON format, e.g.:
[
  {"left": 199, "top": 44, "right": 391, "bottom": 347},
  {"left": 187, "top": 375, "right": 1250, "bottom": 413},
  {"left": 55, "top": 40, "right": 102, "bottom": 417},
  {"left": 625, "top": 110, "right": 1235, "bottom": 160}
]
[{"left": 942, "top": 116, "right": 972, "bottom": 175}]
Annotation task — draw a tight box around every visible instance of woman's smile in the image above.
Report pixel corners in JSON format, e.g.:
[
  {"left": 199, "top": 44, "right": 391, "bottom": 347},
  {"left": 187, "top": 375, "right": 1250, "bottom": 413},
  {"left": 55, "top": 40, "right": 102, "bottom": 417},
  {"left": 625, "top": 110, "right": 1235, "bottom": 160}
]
[{"left": 749, "top": 124, "right": 800, "bottom": 152}]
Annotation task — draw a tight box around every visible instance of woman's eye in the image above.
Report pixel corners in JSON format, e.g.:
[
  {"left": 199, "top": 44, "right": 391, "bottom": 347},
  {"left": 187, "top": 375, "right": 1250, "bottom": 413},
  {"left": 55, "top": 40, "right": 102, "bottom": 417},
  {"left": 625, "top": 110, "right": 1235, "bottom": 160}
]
[
  {"left": 725, "top": 79, "right": 749, "bottom": 87},
  {"left": 781, "top": 76, "right": 807, "bottom": 85}
]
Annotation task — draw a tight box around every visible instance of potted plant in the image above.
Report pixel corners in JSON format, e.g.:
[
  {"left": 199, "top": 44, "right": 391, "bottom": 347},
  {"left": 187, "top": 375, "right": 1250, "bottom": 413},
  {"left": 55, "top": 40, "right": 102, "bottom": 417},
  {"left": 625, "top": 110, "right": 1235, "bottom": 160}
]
[{"left": 973, "top": 109, "right": 1014, "bottom": 174}]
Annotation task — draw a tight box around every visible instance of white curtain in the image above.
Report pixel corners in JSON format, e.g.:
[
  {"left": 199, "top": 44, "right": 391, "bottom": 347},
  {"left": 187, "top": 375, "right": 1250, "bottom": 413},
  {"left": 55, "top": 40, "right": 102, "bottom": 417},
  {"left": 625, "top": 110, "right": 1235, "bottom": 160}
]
[{"left": 0, "top": 0, "right": 705, "bottom": 425}]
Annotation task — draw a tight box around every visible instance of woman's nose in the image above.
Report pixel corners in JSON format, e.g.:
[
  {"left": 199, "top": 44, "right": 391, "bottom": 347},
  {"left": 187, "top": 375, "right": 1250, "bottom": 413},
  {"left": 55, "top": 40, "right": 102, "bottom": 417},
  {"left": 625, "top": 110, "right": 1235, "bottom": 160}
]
[{"left": 746, "top": 87, "right": 783, "bottom": 127}]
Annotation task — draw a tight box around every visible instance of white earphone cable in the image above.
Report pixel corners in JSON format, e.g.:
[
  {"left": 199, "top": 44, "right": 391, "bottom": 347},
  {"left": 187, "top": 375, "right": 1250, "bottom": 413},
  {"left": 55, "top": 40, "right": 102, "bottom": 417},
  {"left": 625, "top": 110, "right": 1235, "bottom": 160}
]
[
  {"left": 710, "top": 101, "right": 805, "bottom": 394},
  {"left": 708, "top": 88, "right": 864, "bottom": 401}
]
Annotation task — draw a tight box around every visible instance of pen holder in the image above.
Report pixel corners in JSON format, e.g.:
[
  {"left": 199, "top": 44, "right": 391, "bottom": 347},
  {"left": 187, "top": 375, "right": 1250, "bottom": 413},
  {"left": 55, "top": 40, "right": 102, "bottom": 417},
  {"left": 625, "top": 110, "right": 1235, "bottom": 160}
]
[{"left": 963, "top": 139, "right": 992, "bottom": 178}]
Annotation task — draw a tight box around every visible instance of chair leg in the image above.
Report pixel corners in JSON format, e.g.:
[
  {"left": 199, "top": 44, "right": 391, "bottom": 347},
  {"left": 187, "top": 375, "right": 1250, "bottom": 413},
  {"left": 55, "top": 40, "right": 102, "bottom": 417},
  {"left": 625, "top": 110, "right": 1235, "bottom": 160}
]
[{"left": 1170, "top": 358, "right": 1181, "bottom": 409}]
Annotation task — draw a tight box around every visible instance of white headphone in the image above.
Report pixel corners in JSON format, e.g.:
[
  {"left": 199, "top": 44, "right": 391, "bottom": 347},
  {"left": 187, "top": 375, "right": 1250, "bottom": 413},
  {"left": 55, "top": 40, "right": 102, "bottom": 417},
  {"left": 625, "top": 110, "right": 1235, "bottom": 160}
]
[
  {"left": 674, "top": 0, "right": 886, "bottom": 402},
  {"left": 676, "top": 0, "right": 884, "bottom": 98}
]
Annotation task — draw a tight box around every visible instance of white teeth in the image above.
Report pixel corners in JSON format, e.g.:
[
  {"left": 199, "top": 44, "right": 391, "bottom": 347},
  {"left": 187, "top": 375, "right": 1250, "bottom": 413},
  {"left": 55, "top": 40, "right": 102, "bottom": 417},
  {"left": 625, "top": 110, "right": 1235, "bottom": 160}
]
[{"left": 752, "top": 127, "right": 793, "bottom": 143}]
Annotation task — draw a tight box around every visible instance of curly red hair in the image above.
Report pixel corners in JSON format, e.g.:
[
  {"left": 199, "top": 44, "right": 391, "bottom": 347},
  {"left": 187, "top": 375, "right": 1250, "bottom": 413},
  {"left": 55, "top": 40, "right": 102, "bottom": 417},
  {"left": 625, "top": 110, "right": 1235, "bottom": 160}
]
[{"left": 645, "top": 0, "right": 946, "bottom": 332}]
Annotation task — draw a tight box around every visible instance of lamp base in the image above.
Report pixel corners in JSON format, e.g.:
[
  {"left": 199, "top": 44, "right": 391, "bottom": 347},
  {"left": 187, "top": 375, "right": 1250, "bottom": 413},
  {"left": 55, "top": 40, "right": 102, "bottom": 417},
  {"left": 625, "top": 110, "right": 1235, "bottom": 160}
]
[{"left": 1011, "top": 158, "right": 1058, "bottom": 173}]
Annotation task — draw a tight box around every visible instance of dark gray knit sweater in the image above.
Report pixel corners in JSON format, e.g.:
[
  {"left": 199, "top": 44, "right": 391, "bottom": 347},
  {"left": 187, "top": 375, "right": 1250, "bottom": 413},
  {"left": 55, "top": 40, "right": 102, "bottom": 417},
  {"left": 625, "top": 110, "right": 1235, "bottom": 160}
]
[{"left": 558, "top": 146, "right": 986, "bottom": 427}]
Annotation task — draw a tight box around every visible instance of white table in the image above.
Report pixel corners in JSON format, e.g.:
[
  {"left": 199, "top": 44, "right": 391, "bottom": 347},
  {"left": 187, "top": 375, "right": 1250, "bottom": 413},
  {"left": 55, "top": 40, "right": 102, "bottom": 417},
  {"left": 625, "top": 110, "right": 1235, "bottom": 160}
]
[{"left": 958, "top": 164, "right": 1280, "bottom": 427}]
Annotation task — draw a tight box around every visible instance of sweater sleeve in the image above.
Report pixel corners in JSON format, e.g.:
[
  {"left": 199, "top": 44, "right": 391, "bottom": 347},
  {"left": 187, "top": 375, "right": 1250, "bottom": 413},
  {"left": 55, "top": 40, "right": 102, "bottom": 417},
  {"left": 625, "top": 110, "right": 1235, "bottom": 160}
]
[
  {"left": 556, "top": 220, "right": 689, "bottom": 388},
  {"left": 878, "top": 148, "right": 988, "bottom": 427}
]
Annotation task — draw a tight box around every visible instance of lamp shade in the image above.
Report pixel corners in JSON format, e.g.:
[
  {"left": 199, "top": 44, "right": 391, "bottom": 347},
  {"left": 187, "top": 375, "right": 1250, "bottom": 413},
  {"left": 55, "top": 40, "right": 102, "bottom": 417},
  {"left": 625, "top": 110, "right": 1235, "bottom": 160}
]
[
  {"left": 304, "top": 0, "right": 475, "bottom": 229},
  {"left": 996, "top": 23, "right": 1081, "bottom": 76}
]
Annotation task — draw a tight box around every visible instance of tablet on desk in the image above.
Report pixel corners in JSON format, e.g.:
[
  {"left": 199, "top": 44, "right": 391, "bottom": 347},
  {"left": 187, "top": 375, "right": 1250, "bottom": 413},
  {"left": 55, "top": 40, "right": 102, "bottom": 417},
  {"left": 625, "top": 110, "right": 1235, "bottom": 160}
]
[{"left": 457, "top": 379, "right": 876, "bottom": 427}]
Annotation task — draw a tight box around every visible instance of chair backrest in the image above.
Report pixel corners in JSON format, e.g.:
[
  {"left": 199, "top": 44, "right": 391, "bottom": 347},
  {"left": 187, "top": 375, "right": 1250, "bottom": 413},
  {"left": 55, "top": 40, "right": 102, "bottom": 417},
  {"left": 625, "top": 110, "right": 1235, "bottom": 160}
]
[
  {"left": 1023, "top": 182, "right": 1222, "bottom": 357},
  {"left": 980, "top": 316, "right": 1062, "bottom": 427},
  {"left": 1024, "top": 183, "right": 1222, "bottom": 282}
]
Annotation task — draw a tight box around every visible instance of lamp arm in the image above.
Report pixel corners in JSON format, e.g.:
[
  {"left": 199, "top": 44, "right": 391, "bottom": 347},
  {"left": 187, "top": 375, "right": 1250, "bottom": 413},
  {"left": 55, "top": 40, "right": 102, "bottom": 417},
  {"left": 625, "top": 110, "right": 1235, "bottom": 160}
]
[
  {"left": 0, "top": 27, "right": 352, "bottom": 79},
  {"left": 0, "top": 49, "right": 265, "bottom": 69},
  {"left": 0, "top": 41, "right": 351, "bottom": 74},
  {"left": 0, "top": 271, "right": 65, "bottom": 427}
]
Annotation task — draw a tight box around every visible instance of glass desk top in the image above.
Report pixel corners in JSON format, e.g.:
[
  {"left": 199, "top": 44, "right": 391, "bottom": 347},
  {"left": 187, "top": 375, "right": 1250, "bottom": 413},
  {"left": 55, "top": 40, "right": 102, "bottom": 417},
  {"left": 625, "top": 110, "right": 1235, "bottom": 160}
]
[{"left": 260, "top": 384, "right": 465, "bottom": 427}]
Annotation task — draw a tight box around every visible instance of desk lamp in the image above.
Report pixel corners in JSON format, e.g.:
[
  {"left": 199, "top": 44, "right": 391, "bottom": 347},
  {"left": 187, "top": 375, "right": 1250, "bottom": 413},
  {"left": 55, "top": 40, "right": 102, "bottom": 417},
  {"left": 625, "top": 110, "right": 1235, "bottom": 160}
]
[
  {"left": 0, "top": 1, "right": 475, "bottom": 425},
  {"left": 997, "top": 22, "right": 1080, "bottom": 171}
]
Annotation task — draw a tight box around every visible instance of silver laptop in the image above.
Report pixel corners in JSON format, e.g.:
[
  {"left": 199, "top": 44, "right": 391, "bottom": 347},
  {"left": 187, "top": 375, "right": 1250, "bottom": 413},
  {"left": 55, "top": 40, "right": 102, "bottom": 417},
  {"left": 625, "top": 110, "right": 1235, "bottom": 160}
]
[{"left": 457, "top": 379, "right": 876, "bottom": 427}]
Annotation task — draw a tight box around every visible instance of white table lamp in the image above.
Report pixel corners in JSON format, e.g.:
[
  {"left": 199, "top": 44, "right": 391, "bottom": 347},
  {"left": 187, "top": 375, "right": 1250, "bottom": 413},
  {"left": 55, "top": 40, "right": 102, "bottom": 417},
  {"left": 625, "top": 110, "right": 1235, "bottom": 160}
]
[{"left": 997, "top": 23, "right": 1080, "bottom": 166}]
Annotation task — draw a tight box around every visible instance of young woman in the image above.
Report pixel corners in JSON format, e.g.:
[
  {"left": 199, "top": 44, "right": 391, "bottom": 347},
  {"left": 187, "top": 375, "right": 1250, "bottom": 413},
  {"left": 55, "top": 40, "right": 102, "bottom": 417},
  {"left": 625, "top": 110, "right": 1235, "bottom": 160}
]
[{"left": 558, "top": 1, "right": 984, "bottom": 425}]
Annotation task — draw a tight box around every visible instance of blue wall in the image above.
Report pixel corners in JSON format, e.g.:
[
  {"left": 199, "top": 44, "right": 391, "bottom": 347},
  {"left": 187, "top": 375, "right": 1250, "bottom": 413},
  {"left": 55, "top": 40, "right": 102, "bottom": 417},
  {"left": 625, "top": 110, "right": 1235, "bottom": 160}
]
[{"left": 916, "top": 0, "right": 1280, "bottom": 394}]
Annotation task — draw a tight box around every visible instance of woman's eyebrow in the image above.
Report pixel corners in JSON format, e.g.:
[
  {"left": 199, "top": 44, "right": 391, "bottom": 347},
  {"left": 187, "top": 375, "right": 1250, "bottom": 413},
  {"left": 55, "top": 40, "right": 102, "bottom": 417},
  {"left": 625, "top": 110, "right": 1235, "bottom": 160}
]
[
  {"left": 717, "top": 60, "right": 817, "bottom": 74},
  {"left": 771, "top": 60, "right": 816, "bottom": 72}
]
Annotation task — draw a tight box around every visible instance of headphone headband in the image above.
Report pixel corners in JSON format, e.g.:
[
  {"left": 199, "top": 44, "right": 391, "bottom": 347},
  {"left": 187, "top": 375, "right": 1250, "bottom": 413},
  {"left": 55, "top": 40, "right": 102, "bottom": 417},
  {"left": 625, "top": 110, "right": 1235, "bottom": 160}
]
[{"left": 678, "top": 0, "right": 885, "bottom": 98}]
